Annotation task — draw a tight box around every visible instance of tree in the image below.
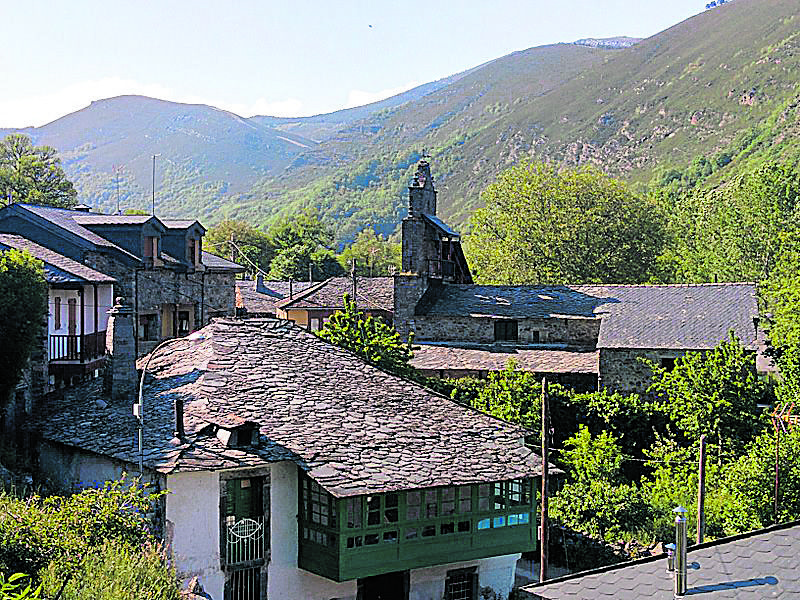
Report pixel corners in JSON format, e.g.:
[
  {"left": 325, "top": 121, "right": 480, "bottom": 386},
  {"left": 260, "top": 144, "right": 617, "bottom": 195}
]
[
  {"left": 316, "top": 294, "right": 413, "bottom": 376},
  {"left": 0, "top": 134, "right": 77, "bottom": 208},
  {"left": 667, "top": 163, "right": 800, "bottom": 282},
  {"left": 0, "top": 249, "right": 47, "bottom": 404},
  {"left": 339, "top": 229, "right": 400, "bottom": 276},
  {"left": 465, "top": 162, "right": 666, "bottom": 284},
  {"left": 646, "top": 333, "right": 767, "bottom": 456},
  {"left": 267, "top": 212, "right": 344, "bottom": 281},
  {"left": 205, "top": 219, "right": 274, "bottom": 279}
]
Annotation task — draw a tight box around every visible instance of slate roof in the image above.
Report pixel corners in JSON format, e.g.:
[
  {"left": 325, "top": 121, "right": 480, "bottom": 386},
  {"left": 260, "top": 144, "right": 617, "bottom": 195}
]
[
  {"left": 277, "top": 276, "right": 394, "bottom": 313},
  {"left": 419, "top": 284, "right": 758, "bottom": 350},
  {"left": 423, "top": 214, "right": 460, "bottom": 238},
  {"left": 161, "top": 219, "right": 203, "bottom": 230},
  {"left": 73, "top": 214, "right": 155, "bottom": 225},
  {"left": 411, "top": 343, "right": 598, "bottom": 374},
  {"left": 525, "top": 520, "right": 800, "bottom": 599},
  {"left": 235, "top": 279, "right": 316, "bottom": 315},
  {"left": 0, "top": 234, "right": 116, "bottom": 284},
  {"left": 37, "top": 318, "right": 542, "bottom": 495},
  {"left": 11, "top": 204, "right": 140, "bottom": 261},
  {"left": 201, "top": 251, "right": 245, "bottom": 272}
]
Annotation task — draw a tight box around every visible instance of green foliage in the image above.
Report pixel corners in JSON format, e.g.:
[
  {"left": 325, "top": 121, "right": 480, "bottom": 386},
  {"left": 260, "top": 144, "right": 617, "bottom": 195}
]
[
  {"left": 465, "top": 163, "right": 666, "bottom": 284},
  {"left": 0, "top": 134, "right": 77, "bottom": 208},
  {"left": 665, "top": 164, "right": 800, "bottom": 282},
  {"left": 205, "top": 218, "right": 274, "bottom": 278},
  {"left": 717, "top": 426, "right": 800, "bottom": 533},
  {"left": 762, "top": 229, "right": 800, "bottom": 349},
  {"left": 338, "top": 229, "right": 400, "bottom": 276},
  {"left": 122, "top": 209, "right": 150, "bottom": 216},
  {"left": 267, "top": 212, "right": 345, "bottom": 281},
  {"left": 0, "top": 478, "right": 162, "bottom": 580},
  {"left": 646, "top": 333, "right": 767, "bottom": 454},
  {"left": 550, "top": 427, "right": 651, "bottom": 541},
  {"left": 0, "top": 249, "right": 47, "bottom": 403},
  {"left": 0, "top": 574, "right": 40, "bottom": 600},
  {"left": 317, "top": 294, "right": 413, "bottom": 375},
  {"left": 40, "top": 541, "right": 178, "bottom": 600}
]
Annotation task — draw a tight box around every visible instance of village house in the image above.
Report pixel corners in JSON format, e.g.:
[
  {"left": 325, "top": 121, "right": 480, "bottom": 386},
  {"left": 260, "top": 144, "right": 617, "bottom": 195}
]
[
  {"left": 0, "top": 234, "right": 115, "bottom": 436},
  {"left": 0, "top": 203, "right": 244, "bottom": 357},
  {"left": 394, "top": 161, "right": 762, "bottom": 393},
  {"left": 236, "top": 275, "right": 393, "bottom": 330},
  {"left": 33, "top": 308, "right": 548, "bottom": 600}
]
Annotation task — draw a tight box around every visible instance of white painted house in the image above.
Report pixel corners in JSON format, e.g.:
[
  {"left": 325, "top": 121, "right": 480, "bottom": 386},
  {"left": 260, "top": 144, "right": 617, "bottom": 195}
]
[{"left": 35, "top": 316, "right": 547, "bottom": 600}]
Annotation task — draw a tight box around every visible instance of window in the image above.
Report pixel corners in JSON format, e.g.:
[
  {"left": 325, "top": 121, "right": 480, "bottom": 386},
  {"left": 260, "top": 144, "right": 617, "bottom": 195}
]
[
  {"left": 144, "top": 236, "right": 158, "bottom": 260},
  {"left": 494, "top": 320, "right": 518, "bottom": 342},
  {"left": 67, "top": 298, "right": 77, "bottom": 335},
  {"left": 177, "top": 310, "right": 191, "bottom": 336},
  {"left": 531, "top": 330, "right": 541, "bottom": 344},
  {"left": 138, "top": 314, "right": 158, "bottom": 341},
  {"left": 300, "top": 477, "right": 338, "bottom": 549},
  {"left": 661, "top": 357, "right": 676, "bottom": 371},
  {"left": 187, "top": 238, "right": 197, "bottom": 265},
  {"left": 444, "top": 567, "right": 478, "bottom": 600},
  {"left": 53, "top": 297, "right": 61, "bottom": 330}
]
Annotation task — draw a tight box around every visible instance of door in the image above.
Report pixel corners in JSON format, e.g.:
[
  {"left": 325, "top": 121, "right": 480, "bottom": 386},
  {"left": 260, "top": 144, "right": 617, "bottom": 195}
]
[
  {"left": 357, "top": 571, "right": 409, "bottom": 600},
  {"left": 224, "top": 477, "right": 266, "bottom": 600},
  {"left": 67, "top": 298, "right": 78, "bottom": 358}
]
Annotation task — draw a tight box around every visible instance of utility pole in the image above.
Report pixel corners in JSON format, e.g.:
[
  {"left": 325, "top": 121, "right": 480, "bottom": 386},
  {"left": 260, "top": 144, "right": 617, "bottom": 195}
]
[
  {"left": 539, "top": 377, "right": 549, "bottom": 583},
  {"left": 151, "top": 154, "right": 159, "bottom": 216},
  {"left": 351, "top": 258, "right": 357, "bottom": 311},
  {"left": 697, "top": 435, "right": 706, "bottom": 544},
  {"left": 309, "top": 262, "right": 313, "bottom": 283},
  {"left": 774, "top": 423, "right": 781, "bottom": 525}
]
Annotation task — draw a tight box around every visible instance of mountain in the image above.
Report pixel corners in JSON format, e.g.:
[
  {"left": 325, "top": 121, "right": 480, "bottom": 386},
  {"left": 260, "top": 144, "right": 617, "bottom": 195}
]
[
  {"left": 235, "top": 0, "right": 800, "bottom": 232},
  {"left": 1, "top": 96, "right": 318, "bottom": 219},
  {"left": 4, "top": 0, "right": 800, "bottom": 242}
]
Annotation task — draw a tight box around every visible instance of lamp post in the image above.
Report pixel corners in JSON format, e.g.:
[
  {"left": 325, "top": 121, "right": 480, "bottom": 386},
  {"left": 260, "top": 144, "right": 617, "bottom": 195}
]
[{"left": 134, "top": 331, "right": 205, "bottom": 474}]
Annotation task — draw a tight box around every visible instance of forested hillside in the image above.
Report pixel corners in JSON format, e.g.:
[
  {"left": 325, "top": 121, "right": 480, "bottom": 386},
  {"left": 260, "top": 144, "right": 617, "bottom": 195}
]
[{"left": 2, "top": 0, "right": 799, "bottom": 245}]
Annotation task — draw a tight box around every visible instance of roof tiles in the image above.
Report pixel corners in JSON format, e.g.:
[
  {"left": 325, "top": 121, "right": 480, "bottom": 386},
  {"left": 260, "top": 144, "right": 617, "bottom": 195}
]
[{"left": 38, "top": 318, "right": 543, "bottom": 496}]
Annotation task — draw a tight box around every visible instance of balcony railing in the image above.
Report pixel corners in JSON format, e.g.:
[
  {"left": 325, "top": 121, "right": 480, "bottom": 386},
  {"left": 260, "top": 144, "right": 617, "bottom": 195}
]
[{"left": 49, "top": 331, "right": 106, "bottom": 362}]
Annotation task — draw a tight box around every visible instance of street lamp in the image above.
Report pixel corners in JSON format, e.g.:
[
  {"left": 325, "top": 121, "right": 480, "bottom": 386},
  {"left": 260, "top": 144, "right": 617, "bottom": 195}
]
[{"left": 134, "top": 331, "right": 206, "bottom": 474}]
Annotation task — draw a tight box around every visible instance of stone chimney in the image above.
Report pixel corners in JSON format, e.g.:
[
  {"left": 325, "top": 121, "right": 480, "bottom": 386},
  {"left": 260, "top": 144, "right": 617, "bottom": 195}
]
[{"left": 104, "top": 297, "right": 137, "bottom": 405}]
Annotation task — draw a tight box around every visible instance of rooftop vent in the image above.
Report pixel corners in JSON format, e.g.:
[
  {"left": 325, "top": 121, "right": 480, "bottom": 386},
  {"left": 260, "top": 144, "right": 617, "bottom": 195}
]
[
  {"left": 72, "top": 203, "right": 92, "bottom": 212},
  {"left": 207, "top": 414, "right": 260, "bottom": 448}
]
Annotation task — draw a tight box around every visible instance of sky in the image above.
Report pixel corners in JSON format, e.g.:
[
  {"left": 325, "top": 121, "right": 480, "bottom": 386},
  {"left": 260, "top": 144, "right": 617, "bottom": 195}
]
[{"left": 0, "top": 0, "right": 706, "bottom": 128}]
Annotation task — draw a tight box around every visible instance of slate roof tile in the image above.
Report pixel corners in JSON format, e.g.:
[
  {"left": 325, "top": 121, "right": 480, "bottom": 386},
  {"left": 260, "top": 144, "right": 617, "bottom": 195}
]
[
  {"left": 201, "top": 251, "right": 245, "bottom": 272},
  {"left": 526, "top": 521, "right": 800, "bottom": 599},
  {"left": 410, "top": 343, "right": 598, "bottom": 374},
  {"left": 0, "top": 234, "right": 116, "bottom": 283},
  {"left": 37, "top": 318, "right": 543, "bottom": 496},
  {"left": 276, "top": 276, "right": 394, "bottom": 313},
  {"left": 420, "top": 283, "right": 757, "bottom": 350}
]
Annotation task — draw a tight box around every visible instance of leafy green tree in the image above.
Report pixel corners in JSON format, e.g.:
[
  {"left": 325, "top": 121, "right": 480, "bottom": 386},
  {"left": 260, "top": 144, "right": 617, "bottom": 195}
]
[
  {"left": 267, "top": 212, "right": 344, "bottom": 281},
  {"left": 716, "top": 426, "right": 800, "bottom": 534},
  {"left": 0, "top": 134, "right": 77, "bottom": 208},
  {"left": 646, "top": 333, "right": 767, "bottom": 456},
  {"left": 465, "top": 162, "right": 666, "bottom": 284},
  {"left": 0, "top": 574, "right": 40, "bottom": 600},
  {"left": 550, "top": 426, "right": 650, "bottom": 541},
  {"left": 667, "top": 163, "right": 800, "bottom": 282},
  {"left": 339, "top": 229, "right": 400, "bottom": 276},
  {"left": 205, "top": 219, "right": 274, "bottom": 278},
  {"left": 0, "top": 249, "right": 47, "bottom": 404},
  {"left": 316, "top": 294, "right": 413, "bottom": 375}
]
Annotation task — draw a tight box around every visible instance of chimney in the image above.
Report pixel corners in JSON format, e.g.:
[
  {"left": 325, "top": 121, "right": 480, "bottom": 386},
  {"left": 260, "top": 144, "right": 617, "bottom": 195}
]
[
  {"left": 256, "top": 273, "right": 265, "bottom": 293},
  {"left": 674, "top": 506, "right": 688, "bottom": 597},
  {"left": 104, "top": 297, "right": 137, "bottom": 405},
  {"left": 174, "top": 398, "right": 185, "bottom": 439}
]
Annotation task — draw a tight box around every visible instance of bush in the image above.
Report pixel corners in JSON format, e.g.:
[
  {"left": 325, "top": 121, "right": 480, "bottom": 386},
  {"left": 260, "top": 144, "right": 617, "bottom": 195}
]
[{"left": 40, "top": 541, "right": 179, "bottom": 600}]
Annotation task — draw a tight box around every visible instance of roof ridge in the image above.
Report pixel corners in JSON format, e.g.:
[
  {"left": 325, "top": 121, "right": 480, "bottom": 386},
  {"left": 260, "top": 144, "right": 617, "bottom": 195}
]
[{"left": 527, "top": 519, "right": 800, "bottom": 590}]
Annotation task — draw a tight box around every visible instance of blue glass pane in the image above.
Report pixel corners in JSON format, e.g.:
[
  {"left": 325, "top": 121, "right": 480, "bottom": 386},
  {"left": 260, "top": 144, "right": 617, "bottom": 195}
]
[
  {"left": 477, "top": 518, "right": 491, "bottom": 530},
  {"left": 493, "top": 516, "right": 506, "bottom": 528}
]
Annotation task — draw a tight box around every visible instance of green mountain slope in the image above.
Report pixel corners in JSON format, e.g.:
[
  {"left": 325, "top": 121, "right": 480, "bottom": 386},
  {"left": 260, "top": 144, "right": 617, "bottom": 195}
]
[
  {"left": 232, "top": 0, "right": 800, "bottom": 233},
  {"left": 2, "top": 95, "right": 318, "bottom": 219}
]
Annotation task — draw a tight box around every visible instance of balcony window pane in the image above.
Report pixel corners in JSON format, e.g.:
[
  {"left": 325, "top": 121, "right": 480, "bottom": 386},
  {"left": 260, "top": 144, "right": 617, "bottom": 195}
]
[
  {"left": 425, "top": 490, "right": 438, "bottom": 518},
  {"left": 407, "top": 491, "right": 421, "bottom": 520},
  {"left": 442, "top": 486, "right": 456, "bottom": 515},
  {"left": 405, "top": 527, "right": 418, "bottom": 540},
  {"left": 367, "top": 496, "right": 380, "bottom": 526},
  {"left": 477, "top": 518, "right": 491, "bottom": 530},
  {"left": 457, "top": 520, "right": 471, "bottom": 533},
  {"left": 441, "top": 522, "right": 455, "bottom": 535},
  {"left": 364, "top": 534, "right": 379, "bottom": 545},
  {"left": 422, "top": 525, "right": 436, "bottom": 537},
  {"left": 385, "top": 492, "right": 399, "bottom": 523},
  {"left": 383, "top": 530, "right": 398, "bottom": 544},
  {"left": 493, "top": 516, "right": 506, "bottom": 528}
]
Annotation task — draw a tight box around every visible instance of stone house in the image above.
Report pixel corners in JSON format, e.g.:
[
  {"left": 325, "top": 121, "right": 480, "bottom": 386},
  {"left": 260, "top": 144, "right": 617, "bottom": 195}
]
[
  {"left": 0, "top": 234, "right": 115, "bottom": 437},
  {"left": 0, "top": 203, "right": 244, "bottom": 357},
  {"left": 394, "top": 161, "right": 761, "bottom": 393},
  {"left": 237, "top": 275, "right": 394, "bottom": 331},
  {"left": 34, "top": 312, "right": 547, "bottom": 600}
]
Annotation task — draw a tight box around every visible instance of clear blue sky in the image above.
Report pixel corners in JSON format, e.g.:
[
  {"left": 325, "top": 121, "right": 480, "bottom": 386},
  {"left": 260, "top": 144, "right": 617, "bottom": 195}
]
[{"left": 0, "top": 0, "right": 706, "bottom": 128}]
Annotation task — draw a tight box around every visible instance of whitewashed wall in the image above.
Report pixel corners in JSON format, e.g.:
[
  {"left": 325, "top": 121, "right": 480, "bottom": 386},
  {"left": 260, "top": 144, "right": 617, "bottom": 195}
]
[{"left": 166, "top": 470, "right": 226, "bottom": 599}]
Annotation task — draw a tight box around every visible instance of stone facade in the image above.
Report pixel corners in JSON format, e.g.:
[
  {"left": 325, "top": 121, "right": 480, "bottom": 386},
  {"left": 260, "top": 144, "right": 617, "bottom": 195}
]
[
  {"left": 598, "top": 348, "right": 687, "bottom": 393},
  {"left": 411, "top": 315, "right": 601, "bottom": 346}
]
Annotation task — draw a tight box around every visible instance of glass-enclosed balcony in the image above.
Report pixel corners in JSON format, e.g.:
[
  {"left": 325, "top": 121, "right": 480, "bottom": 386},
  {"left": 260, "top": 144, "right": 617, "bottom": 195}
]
[{"left": 298, "top": 475, "right": 537, "bottom": 582}]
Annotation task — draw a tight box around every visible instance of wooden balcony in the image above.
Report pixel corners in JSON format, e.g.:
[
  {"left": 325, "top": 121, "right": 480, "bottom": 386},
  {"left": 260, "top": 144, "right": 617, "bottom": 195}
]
[{"left": 49, "top": 331, "right": 107, "bottom": 381}]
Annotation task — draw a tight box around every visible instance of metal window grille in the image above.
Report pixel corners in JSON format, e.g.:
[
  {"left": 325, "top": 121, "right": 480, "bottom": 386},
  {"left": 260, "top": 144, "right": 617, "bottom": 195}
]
[
  {"left": 228, "top": 567, "right": 260, "bottom": 600},
  {"left": 445, "top": 567, "right": 478, "bottom": 600}
]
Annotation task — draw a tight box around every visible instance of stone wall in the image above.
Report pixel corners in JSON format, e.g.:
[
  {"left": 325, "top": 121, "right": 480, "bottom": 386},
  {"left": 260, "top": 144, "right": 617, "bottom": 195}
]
[
  {"left": 394, "top": 274, "right": 431, "bottom": 339},
  {"left": 412, "top": 315, "right": 600, "bottom": 347},
  {"left": 203, "top": 271, "right": 237, "bottom": 319},
  {"left": 598, "top": 348, "right": 687, "bottom": 393}
]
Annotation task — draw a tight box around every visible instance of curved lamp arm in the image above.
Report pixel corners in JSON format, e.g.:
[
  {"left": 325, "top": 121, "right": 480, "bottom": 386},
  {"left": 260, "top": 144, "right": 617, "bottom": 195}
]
[{"left": 136, "top": 331, "right": 205, "bottom": 474}]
